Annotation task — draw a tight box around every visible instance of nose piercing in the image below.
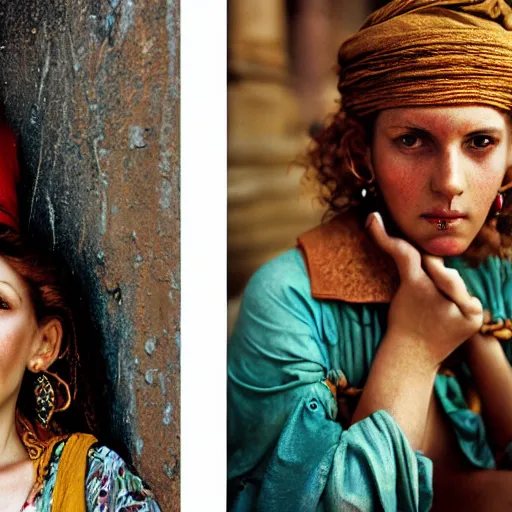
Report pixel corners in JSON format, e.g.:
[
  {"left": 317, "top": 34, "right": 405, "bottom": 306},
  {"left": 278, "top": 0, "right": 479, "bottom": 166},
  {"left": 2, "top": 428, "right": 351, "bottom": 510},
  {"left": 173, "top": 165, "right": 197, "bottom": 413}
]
[{"left": 436, "top": 220, "right": 447, "bottom": 231}]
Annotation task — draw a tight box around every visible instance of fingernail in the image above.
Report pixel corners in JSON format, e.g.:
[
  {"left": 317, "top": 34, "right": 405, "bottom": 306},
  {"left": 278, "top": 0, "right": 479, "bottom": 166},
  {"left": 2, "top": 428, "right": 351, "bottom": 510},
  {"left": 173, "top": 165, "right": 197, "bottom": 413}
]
[
  {"left": 373, "top": 211, "right": 384, "bottom": 228},
  {"left": 365, "top": 213, "right": 375, "bottom": 229}
]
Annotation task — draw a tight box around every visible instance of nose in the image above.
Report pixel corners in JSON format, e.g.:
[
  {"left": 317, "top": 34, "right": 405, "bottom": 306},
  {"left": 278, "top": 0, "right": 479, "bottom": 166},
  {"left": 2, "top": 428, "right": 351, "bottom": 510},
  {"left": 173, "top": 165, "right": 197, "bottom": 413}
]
[{"left": 430, "top": 148, "right": 465, "bottom": 201}]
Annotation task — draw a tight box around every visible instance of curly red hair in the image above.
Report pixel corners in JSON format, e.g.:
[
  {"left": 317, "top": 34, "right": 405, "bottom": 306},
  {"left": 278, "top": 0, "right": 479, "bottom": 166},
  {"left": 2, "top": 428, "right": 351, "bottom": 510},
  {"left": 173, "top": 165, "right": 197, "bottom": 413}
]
[
  {"left": 0, "top": 228, "right": 102, "bottom": 446},
  {"left": 302, "top": 107, "right": 375, "bottom": 218}
]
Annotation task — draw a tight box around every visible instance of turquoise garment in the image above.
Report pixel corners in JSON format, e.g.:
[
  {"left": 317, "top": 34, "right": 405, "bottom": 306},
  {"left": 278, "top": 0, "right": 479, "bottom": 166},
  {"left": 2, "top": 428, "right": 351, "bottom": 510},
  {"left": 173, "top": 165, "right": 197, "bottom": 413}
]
[{"left": 228, "top": 248, "right": 512, "bottom": 511}]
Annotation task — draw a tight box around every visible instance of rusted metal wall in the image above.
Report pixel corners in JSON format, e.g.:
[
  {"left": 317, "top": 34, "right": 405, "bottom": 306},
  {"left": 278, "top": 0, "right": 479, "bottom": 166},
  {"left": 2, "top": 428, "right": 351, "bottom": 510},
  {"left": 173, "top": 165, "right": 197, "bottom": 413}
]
[{"left": 0, "top": 1, "right": 179, "bottom": 509}]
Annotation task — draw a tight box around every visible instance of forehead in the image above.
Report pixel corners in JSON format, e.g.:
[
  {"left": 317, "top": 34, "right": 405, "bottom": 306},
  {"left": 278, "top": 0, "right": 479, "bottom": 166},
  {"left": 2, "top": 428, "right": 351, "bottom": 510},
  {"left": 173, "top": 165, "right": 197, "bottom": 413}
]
[
  {"left": 375, "top": 106, "right": 510, "bottom": 132},
  {"left": 0, "top": 255, "right": 28, "bottom": 296}
]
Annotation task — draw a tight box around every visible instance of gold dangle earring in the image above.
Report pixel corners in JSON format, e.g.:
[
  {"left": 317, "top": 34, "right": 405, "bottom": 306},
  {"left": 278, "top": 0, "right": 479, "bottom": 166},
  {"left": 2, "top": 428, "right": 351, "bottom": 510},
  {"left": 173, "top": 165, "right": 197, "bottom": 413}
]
[{"left": 34, "top": 369, "right": 71, "bottom": 429}]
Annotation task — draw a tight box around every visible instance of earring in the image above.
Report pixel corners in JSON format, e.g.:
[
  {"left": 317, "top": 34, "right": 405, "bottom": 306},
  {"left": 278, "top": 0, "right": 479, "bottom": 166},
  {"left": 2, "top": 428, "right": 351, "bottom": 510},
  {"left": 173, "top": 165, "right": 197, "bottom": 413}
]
[
  {"left": 34, "top": 373, "right": 55, "bottom": 428},
  {"left": 33, "top": 370, "right": 72, "bottom": 429},
  {"left": 492, "top": 192, "right": 504, "bottom": 216},
  {"left": 358, "top": 184, "right": 376, "bottom": 208}
]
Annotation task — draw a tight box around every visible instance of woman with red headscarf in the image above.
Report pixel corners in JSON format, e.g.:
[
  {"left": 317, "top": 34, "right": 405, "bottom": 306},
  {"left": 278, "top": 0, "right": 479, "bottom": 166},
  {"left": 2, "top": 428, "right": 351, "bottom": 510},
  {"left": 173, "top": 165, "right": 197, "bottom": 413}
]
[
  {"left": 0, "top": 121, "right": 162, "bottom": 510},
  {"left": 229, "top": 1, "right": 512, "bottom": 510}
]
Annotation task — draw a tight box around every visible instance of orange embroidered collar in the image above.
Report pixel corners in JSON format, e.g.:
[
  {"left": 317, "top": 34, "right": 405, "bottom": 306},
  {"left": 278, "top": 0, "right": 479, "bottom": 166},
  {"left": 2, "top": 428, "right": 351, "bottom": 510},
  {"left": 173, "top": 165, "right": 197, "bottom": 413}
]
[{"left": 297, "top": 213, "right": 398, "bottom": 304}]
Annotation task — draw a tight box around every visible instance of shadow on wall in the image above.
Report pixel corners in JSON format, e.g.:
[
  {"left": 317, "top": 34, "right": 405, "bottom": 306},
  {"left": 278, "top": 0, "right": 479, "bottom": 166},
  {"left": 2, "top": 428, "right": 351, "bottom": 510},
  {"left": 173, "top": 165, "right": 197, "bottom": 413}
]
[{"left": 0, "top": 1, "right": 180, "bottom": 509}]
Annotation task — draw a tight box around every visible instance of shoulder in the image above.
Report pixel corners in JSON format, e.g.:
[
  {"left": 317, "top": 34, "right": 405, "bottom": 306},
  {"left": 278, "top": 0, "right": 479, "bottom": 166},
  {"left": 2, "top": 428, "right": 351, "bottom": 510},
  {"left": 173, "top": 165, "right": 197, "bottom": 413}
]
[
  {"left": 230, "top": 250, "right": 341, "bottom": 376},
  {"left": 247, "top": 248, "right": 310, "bottom": 293},
  {"left": 240, "top": 248, "right": 313, "bottom": 314},
  {"left": 233, "top": 248, "right": 384, "bottom": 344},
  {"left": 232, "top": 248, "right": 326, "bottom": 340},
  {"left": 85, "top": 445, "right": 161, "bottom": 511}
]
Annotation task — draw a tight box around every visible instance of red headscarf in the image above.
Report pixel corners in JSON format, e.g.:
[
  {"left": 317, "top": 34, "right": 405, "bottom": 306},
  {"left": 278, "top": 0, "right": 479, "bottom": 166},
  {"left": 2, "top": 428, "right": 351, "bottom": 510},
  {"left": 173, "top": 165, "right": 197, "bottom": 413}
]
[{"left": 0, "top": 119, "right": 19, "bottom": 232}]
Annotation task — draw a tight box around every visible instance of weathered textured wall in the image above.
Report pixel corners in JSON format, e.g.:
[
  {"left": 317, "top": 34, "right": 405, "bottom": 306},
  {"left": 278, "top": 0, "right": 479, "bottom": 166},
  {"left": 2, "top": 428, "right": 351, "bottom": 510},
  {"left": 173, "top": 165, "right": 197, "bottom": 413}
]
[{"left": 0, "top": 1, "right": 179, "bottom": 509}]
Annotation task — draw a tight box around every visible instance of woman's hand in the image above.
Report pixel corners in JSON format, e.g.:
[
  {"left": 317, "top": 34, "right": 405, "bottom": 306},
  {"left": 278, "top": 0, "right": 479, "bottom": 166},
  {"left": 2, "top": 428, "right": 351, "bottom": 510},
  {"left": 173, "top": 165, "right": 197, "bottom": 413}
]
[
  {"left": 366, "top": 211, "right": 483, "bottom": 371},
  {"left": 352, "top": 212, "right": 482, "bottom": 448}
]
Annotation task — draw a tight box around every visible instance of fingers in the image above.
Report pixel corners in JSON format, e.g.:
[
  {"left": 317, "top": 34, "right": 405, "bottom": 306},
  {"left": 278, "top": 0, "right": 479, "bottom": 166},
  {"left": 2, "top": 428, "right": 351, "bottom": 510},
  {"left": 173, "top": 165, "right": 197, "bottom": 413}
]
[
  {"left": 366, "top": 212, "right": 423, "bottom": 282},
  {"left": 422, "top": 255, "right": 483, "bottom": 320},
  {"left": 366, "top": 211, "right": 482, "bottom": 325},
  {"left": 421, "top": 255, "right": 466, "bottom": 303}
]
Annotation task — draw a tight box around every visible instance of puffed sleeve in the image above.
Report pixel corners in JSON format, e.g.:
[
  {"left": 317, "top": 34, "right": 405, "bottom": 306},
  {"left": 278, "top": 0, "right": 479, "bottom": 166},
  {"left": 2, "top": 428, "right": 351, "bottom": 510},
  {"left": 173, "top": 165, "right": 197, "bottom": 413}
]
[{"left": 228, "top": 249, "right": 433, "bottom": 512}]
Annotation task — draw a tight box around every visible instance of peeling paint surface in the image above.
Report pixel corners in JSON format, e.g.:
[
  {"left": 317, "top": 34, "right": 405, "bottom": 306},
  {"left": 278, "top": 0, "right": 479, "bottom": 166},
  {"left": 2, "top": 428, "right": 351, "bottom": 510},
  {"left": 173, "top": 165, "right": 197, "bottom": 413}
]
[
  {"left": 163, "top": 403, "right": 173, "bottom": 426},
  {"left": 129, "top": 125, "right": 149, "bottom": 149},
  {"left": 0, "top": 1, "right": 180, "bottom": 509},
  {"left": 145, "top": 337, "right": 156, "bottom": 355}
]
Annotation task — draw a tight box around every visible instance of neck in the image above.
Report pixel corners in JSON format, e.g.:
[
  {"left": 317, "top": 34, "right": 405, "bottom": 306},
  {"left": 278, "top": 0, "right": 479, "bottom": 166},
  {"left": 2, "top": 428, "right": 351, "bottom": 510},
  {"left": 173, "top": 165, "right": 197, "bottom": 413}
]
[{"left": 0, "top": 398, "right": 29, "bottom": 469}]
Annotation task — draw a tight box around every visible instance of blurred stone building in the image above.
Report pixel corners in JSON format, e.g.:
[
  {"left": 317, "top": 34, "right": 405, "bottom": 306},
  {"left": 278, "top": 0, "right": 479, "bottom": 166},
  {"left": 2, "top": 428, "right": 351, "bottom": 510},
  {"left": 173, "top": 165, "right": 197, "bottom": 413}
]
[{"left": 228, "top": 0, "right": 388, "bottom": 332}]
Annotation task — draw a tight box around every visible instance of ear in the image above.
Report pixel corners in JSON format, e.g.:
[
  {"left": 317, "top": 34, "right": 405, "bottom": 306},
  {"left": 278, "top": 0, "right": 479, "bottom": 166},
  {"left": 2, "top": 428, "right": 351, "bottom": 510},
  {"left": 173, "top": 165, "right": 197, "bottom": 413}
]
[
  {"left": 506, "top": 123, "right": 512, "bottom": 168},
  {"left": 27, "top": 318, "right": 63, "bottom": 373},
  {"left": 502, "top": 163, "right": 512, "bottom": 189},
  {"left": 365, "top": 146, "right": 374, "bottom": 172},
  {"left": 507, "top": 144, "right": 512, "bottom": 169}
]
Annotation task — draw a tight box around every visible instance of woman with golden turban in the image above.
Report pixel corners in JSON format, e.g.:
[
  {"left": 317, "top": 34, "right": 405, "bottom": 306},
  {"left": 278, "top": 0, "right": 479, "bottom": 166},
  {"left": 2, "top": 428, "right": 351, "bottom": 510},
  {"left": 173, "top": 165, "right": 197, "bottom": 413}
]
[{"left": 228, "top": 0, "right": 512, "bottom": 510}]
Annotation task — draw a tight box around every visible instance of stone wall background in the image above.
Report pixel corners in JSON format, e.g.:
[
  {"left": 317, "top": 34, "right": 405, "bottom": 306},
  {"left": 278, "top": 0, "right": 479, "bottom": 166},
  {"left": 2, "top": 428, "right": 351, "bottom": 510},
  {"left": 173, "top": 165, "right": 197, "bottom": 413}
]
[{"left": 0, "top": 1, "right": 179, "bottom": 510}]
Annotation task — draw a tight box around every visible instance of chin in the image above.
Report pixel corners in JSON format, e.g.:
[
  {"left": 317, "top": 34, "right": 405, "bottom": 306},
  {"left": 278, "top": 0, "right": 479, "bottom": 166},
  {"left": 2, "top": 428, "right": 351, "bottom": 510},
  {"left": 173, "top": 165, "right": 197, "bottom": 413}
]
[{"left": 421, "top": 237, "right": 469, "bottom": 257}]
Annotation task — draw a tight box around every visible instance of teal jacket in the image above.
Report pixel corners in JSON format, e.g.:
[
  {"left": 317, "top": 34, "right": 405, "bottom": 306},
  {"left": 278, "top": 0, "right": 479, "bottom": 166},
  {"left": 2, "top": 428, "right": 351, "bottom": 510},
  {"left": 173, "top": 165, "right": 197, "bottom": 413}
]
[{"left": 228, "top": 248, "right": 512, "bottom": 511}]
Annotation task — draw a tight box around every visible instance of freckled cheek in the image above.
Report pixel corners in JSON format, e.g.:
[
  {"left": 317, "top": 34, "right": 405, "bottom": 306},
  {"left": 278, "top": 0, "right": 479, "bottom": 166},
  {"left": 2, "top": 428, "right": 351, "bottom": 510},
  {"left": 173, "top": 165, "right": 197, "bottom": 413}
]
[
  {"left": 0, "top": 319, "right": 32, "bottom": 378},
  {"left": 471, "top": 182, "right": 497, "bottom": 214},
  {"left": 377, "top": 163, "right": 425, "bottom": 205},
  {"left": 469, "top": 165, "right": 506, "bottom": 214}
]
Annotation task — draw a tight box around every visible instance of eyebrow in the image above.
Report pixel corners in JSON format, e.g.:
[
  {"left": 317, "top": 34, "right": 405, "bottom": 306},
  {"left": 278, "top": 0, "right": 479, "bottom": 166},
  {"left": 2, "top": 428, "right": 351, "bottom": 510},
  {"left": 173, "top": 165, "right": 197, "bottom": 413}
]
[
  {"left": 0, "top": 281, "right": 22, "bottom": 304},
  {"left": 388, "top": 124, "right": 504, "bottom": 135},
  {"left": 465, "top": 128, "right": 503, "bottom": 136}
]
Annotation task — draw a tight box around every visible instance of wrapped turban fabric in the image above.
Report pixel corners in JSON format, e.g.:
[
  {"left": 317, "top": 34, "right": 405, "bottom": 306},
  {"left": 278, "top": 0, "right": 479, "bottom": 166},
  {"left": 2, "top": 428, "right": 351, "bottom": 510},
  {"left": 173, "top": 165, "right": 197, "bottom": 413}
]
[{"left": 338, "top": 0, "right": 512, "bottom": 118}]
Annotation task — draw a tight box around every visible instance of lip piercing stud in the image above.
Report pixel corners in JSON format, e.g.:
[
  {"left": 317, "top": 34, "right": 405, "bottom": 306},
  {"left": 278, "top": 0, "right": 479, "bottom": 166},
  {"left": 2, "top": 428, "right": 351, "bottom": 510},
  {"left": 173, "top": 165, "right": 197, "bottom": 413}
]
[{"left": 436, "top": 220, "right": 447, "bottom": 231}]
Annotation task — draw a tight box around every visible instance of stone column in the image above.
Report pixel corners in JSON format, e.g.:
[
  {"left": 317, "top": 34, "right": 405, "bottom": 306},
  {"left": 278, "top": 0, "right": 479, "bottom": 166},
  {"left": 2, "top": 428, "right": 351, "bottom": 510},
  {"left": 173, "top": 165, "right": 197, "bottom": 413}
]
[{"left": 228, "top": 0, "right": 322, "bottom": 315}]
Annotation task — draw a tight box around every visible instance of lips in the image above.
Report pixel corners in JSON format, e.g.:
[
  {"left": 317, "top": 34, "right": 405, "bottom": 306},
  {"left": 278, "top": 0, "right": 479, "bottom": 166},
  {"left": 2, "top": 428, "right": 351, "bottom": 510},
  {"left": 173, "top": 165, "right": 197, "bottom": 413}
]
[
  {"left": 421, "top": 208, "right": 467, "bottom": 220},
  {"left": 423, "top": 217, "right": 464, "bottom": 228},
  {"left": 421, "top": 209, "right": 467, "bottom": 230}
]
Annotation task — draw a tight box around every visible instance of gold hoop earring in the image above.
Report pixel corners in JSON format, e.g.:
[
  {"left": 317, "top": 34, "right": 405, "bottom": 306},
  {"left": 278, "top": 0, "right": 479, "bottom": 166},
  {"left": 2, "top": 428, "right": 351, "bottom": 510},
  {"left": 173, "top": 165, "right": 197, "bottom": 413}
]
[
  {"left": 34, "top": 370, "right": 71, "bottom": 428},
  {"left": 348, "top": 157, "right": 375, "bottom": 185},
  {"left": 350, "top": 166, "right": 375, "bottom": 184}
]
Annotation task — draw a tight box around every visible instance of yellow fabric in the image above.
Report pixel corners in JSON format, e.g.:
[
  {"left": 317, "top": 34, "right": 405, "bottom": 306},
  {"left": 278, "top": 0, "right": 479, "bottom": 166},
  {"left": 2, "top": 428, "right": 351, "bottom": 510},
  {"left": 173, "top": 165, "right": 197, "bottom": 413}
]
[
  {"left": 52, "top": 433, "right": 98, "bottom": 512},
  {"left": 31, "top": 434, "right": 68, "bottom": 495},
  {"left": 339, "top": 0, "right": 512, "bottom": 117}
]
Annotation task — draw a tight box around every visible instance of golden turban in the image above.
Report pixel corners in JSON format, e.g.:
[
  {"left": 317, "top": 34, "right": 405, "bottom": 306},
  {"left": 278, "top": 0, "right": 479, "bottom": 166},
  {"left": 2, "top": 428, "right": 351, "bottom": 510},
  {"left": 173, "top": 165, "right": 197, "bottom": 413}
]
[{"left": 339, "top": 0, "right": 512, "bottom": 117}]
